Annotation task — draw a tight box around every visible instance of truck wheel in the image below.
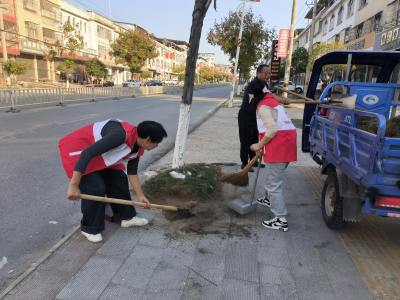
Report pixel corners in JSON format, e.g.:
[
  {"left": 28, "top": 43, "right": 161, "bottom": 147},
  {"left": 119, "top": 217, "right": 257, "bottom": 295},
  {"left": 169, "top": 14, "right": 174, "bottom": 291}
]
[
  {"left": 296, "top": 88, "right": 302, "bottom": 94},
  {"left": 321, "top": 172, "right": 344, "bottom": 229}
]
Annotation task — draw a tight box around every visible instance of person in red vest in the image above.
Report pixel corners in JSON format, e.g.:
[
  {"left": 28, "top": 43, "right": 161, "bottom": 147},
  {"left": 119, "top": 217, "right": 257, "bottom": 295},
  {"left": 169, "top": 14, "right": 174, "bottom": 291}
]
[
  {"left": 59, "top": 119, "right": 167, "bottom": 243},
  {"left": 247, "top": 80, "right": 297, "bottom": 232}
]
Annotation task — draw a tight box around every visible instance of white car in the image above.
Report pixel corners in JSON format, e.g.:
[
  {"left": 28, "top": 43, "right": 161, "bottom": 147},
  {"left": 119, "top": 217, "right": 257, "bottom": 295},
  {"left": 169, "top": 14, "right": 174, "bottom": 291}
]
[
  {"left": 123, "top": 80, "right": 141, "bottom": 87},
  {"left": 279, "top": 81, "right": 304, "bottom": 93}
]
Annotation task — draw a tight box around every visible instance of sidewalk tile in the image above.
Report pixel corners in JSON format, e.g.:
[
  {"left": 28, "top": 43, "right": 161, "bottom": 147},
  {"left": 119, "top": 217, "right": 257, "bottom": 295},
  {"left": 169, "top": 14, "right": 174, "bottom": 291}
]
[
  {"left": 287, "top": 248, "right": 322, "bottom": 268},
  {"left": 111, "top": 256, "right": 155, "bottom": 289},
  {"left": 56, "top": 254, "right": 124, "bottom": 300},
  {"left": 141, "top": 290, "right": 184, "bottom": 300},
  {"left": 318, "top": 248, "right": 359, "bottom": 276},
  {"left": 292, "top": 264, "right": 332, "bottom": 292},
  {"left": 146, "top": 267, "right": 189, "bottom": 292},
  {"left": 257, "top": 245, "right": 290, "bottom": 268},
  {"left": 129, "top": 245, "right": 165, "bottom": 269},
  {"left": 139, "top": 227, "right": 170, "bottom": 249},
  {"left": 98, "top": 283, "right": 144, "bottom": 300},
  {"left": 284, "top": 231, "right": 315, "bottom": 251},
  {"left": 327, "top": 271, "right": 374, "bottom": 300},
  {"left": 255, "top": 227, "right": 287, "bottom": 249},
  {"left": 259, "top": 264, "right": 295, "bottom": 286},
  {"left": 159, "top": 247, "right": 195, "bottom": 270},
  {"left": 224, "top": 242, "right": 259, "bottom": 283},
  {"left": 96, "top": 227, "right": 143, "bottom": 259},
  {"left": 197, "top": 235, "right": 229, "bottom": 257},
  {"left": 260, "top": 284, "right": 298, "bottom": 300},
  {"left": 296, "top": 286, "right": 337, "bottom": 300},
  {"left": 168, "top": 234, "right": 201, "bottom": 255},
  {"left": 222, "top": 279, "right": 260, "bottom": 300},
  {"left": 182, "top": 272, "right": 224, "bottom": 299}
]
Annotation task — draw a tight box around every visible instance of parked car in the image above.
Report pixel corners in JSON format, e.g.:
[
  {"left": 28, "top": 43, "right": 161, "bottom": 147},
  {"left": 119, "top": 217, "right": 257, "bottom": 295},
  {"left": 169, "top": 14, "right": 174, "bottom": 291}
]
[
  {"left": 278, "top": 81, "right": 304, "bottom": 93},
  {"left": 122, "top": 79, "right": 141, "bottom": 87},
  {"left": 103, "top": 81, "right": 114, "bottom": 87},
  {"left": 316, "top": 79, "right": 322, "bottom": 92},
  {"left": 145, "top": 80, "right": 162, "bottom": 86}
]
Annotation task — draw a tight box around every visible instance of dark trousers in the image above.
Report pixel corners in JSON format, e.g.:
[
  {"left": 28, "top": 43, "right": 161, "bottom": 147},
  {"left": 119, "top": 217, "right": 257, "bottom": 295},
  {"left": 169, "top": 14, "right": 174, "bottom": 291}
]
[
  {"left": 238, "top": 109, "right": 259, "bottom": 165},
  {"left": 79, "top": 168, "right": 136, "bottom": 234}
]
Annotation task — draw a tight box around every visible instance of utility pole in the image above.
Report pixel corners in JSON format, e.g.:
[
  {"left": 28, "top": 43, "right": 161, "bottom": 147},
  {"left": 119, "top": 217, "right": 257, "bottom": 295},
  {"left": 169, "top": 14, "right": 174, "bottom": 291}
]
[
  {"left": 228, "top": 0, "right": 247, "bottom": 107},
  {"left": 282, "top": 0, "right": 298, "bottom": 98},
  {"left": 0, "top": 6, "right": 8, "bottom": 88},
  {"left": 304, "top": 0, "right": 317, "bottom": 95}
]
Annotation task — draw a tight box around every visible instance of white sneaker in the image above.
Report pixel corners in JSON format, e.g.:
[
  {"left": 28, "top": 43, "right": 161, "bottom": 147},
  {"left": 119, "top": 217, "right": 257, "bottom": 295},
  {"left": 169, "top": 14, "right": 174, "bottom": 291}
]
[
  {"left": 81, "top": 231, "right": 103, "bottom": 243},
  {"left": 256, "top": 196, "right": 270, "bottom": 207},
  {"left": 121, "top": 216, "right": 149, "bottom": 227},
  {"left": 262, "top": 217, "right": 288, "bottom": 232}
]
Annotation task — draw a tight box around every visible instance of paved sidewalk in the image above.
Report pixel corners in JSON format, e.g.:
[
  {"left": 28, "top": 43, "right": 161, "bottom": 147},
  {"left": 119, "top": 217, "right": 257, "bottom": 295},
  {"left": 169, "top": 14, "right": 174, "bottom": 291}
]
[{"left": 3, "top": 101, "right": 376, "bottom": 300}]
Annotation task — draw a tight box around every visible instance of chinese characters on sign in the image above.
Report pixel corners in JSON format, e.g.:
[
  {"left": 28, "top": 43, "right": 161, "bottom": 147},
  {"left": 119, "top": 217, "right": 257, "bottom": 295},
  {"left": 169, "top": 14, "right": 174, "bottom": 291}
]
[
  {"left": 277, "top": 29, "right": 290, "bottom": 58},
  {"left": 374, "top": 25, "right": 400, "bottom": 51},
  {"left": 270, "top": 40, "right": 281, "bottom": 87},
  {"left": 21, "top": 39, "right": 48, "bottom": 54}
]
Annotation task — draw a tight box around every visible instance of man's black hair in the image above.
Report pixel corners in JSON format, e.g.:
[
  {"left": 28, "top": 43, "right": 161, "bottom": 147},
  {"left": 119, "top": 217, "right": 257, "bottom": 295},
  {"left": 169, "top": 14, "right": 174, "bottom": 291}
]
[
  {"left": 137, "top": 121, "right": 168, "bottom": 143},
  {"left": 256, "top": 64, "right": 270, "bottom": 73}
]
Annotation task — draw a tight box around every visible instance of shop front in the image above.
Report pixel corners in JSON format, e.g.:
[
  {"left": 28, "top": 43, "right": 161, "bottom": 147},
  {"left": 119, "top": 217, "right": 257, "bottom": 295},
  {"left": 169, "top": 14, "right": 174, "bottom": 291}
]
[{"left": 374, "top": 25, "right": 400, "bottom": 52}]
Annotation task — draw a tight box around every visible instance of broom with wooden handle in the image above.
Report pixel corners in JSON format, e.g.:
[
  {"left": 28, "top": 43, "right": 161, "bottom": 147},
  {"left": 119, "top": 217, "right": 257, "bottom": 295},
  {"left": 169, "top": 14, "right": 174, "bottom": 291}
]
[
  {"left": 80, "top": 194, "right": 190, "bottom": 212},
  {"left": 219, "top": 151, "right": 262, "bottom": 187},
  {"left": 274, "top": 86, "right": 343, "bottom": 104}
]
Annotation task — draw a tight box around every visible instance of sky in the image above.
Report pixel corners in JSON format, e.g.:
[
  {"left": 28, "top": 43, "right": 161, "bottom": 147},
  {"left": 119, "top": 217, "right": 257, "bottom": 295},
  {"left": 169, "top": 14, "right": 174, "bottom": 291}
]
[{"left": 70, "top": 0, "right": 310, "bottom": 65}]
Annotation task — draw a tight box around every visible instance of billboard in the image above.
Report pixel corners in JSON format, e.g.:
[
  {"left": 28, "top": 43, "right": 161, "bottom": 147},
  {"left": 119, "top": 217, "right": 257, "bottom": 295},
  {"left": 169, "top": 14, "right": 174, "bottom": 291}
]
[
  {"left": 270, "top": 40, "right": 281, "bottom": 87},
  {"left": 277, "top": 29, "right": 290, "bottom": 58}
]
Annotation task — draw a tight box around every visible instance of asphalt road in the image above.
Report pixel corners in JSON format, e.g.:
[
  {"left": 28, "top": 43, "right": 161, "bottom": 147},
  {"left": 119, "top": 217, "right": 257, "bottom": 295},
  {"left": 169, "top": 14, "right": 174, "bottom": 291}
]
[{"left": 0, "top": 85, "right": 230, "bottom": 291}]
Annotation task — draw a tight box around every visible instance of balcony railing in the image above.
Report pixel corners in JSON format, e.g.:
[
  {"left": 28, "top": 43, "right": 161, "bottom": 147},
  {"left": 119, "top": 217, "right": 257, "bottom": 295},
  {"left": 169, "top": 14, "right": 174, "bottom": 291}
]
[{"left": 23, "top": 0, "right": 38, "bottom": 12}]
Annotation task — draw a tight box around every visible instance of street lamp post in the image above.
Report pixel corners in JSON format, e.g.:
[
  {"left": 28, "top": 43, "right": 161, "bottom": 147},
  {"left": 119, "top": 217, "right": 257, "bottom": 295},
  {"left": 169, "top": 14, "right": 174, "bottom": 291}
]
[{"left": 228, "top": 0, "right": 248, "bottom": 108}]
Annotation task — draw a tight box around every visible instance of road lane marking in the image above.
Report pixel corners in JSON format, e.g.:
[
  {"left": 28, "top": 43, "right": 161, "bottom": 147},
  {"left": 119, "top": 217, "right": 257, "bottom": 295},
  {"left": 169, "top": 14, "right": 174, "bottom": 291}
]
[{"left": 0, "top": 257, "right": 7, "bottom": 271}]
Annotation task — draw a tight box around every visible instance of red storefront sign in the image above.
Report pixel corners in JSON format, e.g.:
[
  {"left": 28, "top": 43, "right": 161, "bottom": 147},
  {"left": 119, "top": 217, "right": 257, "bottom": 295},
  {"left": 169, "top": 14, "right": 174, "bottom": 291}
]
[{"left": 277, "top": 29, "right": 290, "bottom": 58}]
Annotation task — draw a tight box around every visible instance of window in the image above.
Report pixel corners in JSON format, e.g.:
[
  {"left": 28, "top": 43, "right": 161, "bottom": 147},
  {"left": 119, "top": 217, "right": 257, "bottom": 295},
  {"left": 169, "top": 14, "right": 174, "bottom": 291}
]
[
  {"left": 80, "top": 20, "right": 82, "bottom": 31},
  {"left": 323, "top": 20, "right": 328, "bottom": 35},
  {"left": 25, "top": 21, "right": 40, "bottom": 39},
  {"left": 337, "top": 6, "right": 344, "bottom": 25},
  {"left": 347, "top": 0, "right": 354, "bottom": 18},
  {"left": 335, "top": 34, "right": 340, "bottom": 42},
  {"left": 374, "top": 12, "right": 382, "bottom": 31},
  {"left": 72, "top": 18, "right": 75, "bottom": 27},
  {"left": 329, "top": 14, "right": 335, "bottom": 31},
  {"left": 328, "top": 0, "right": 334, "bottom": 7},
  {"left": 359, "top": 0, "right": 367, "bottom": 9},
  {"left": 98, "top": 44, "right": 109, "bottom": 56},
  {"left": 356, "top": 23, "right": 364, "bottom": 39},
  {"left": 305, "top": 32, "right": 309, "bottom": 43},
  {"left": 345, "top": 27, "right": 350, "bottom": 43},
  {"left": 314, "top": 19, "right": 320, "bottom": 34},
  {"left": 23, "top": 0, "right": 38, "bottom": 12},
  {"left": 84, "top": 22, "right": 87, "bottom": 33},
  {"left": 97, "top": 25, "right": 112, "bottom": 40}
]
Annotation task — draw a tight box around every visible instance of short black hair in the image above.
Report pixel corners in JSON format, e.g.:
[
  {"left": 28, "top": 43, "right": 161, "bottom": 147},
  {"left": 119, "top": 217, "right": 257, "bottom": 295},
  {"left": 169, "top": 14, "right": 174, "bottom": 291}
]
[
  {"left": 137, "top": 121, "right": 167, "bottom": 143},
  {"left": 247, "top": 79, "right": 268, "bottom": 107},
  {"left": 256, "top": 64, "right": 270, "bottom": 73}
]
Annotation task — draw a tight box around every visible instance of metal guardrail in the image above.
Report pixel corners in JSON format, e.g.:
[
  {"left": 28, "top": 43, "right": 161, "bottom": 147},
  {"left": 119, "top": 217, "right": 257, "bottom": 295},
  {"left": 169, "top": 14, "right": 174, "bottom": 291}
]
[{"left": 0, "top": 84, "right": 227, "bottom": 112}]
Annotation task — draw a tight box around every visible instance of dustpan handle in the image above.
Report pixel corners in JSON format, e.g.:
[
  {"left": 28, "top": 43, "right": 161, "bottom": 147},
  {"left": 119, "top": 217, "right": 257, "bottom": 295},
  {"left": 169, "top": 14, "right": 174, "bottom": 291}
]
[{"left": 249, "top": 152, "right": 262, "bottom": 205}]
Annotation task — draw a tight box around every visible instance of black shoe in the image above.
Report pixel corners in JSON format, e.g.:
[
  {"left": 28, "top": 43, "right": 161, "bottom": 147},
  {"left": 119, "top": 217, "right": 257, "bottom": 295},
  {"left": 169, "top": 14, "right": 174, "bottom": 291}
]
[
  {"left": 241, "top": 164, "right": 254, "bottom": 172},
  {"left": 253, "top": 162, "right": 265, "bottom": 168}
]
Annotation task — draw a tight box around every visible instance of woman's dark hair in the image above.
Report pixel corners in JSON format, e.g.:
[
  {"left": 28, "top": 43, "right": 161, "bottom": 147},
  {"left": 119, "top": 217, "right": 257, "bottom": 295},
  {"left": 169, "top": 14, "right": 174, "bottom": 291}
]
[
  {"left": 137, "top": 121, "right": 168, "bottom": 143},
  {"left": 247, "top": 79, "right": 268, "bottom": 107}
]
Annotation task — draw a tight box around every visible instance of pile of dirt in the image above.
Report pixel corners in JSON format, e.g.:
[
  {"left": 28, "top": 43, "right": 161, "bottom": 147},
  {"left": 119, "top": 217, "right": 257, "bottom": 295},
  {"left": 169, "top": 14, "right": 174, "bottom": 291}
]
[
  {"left": 142, "top": 164, "right": 235, "bottom": 235},
  {"left": 356, "top": 115, "right": 400, "bottom": 138}
]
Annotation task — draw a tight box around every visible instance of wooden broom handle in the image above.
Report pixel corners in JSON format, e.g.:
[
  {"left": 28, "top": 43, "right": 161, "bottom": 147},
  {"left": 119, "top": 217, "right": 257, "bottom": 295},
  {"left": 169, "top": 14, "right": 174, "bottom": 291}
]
[
  {"left": 81, "top": 194, "right": 179, "bottom": 212},
  {"left": 274, "top": 86, "right": 316, "bottom": 102},
  {"left": 242, "top": 151, "right": 262, "bottom": 173}
]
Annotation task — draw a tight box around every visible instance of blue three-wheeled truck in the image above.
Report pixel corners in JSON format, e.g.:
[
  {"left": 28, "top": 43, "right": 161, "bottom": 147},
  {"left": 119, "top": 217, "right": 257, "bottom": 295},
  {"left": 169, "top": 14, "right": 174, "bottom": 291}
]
[{"left": 302, "top": 50, "right": 400, "bottom": 229}]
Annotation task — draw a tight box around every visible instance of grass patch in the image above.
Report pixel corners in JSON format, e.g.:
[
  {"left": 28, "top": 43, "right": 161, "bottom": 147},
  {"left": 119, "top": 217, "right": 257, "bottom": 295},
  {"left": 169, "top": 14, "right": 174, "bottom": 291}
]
[{"left": 143, "top": 163, "right": 220, "bottom": 200}]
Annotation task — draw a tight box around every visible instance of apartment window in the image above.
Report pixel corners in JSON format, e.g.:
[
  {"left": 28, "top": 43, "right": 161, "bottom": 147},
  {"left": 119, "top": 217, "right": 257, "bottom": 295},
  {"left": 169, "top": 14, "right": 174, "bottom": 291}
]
[
  {"left": 67, "top": 16, "right": 70, "bottom": 22},
  {"left": 345, "top": 27, "right": 350, "bottom": 43},
  {"left": 84, "top": 22, "right": 87, "bottom": 33},
  {"left": 314, "top": 19, "right": 320, "bottom": 34},
  {"left": 305, "top": 32, "right": 309, "bottom": 43},
  {"left": 374, "top": 12, "right": 382, "bottom": 31},
  {"left": 323, "top": 20, "right": 328, "bottom": 35},
  {"left": 356, "top": 22, "right": 364, "bottom": 39},
  {"left": 347, "top": 0, "right": 354, "bottom": 18},
  {"left": 25, "top": 21, "right": 40, "bottom": 40},
  {"left": 329, "top": 14, "right": 335, "bottom": 31},
  {"left": 335, "top": 34, "right": 340, "bottom": 42},
  {"left": 359, "top": 0, "right": 367, "bottom": 10},
  {"left": 72, "top": 18, "right": 75, "bottom": 27},
  {"left": 337, "top": 6, "right": 343, "bottom": 25},
  {"left": 97, "top": 25, "right": 112, "bottom": 40},
  {"left": 328, "top": 0, "right": 334, "bottom": 7},
  {"left": 80, "top": 20, "right": 82, "bottom": 31},
  {"left": 43, "top": 27, "right": 59, "bottom": 44},
  {"left": 23, "top": 0, "right": 38, "bottom": 12},
  {"left": 98, "top": 44, "right": 109, "bottom": 56}
]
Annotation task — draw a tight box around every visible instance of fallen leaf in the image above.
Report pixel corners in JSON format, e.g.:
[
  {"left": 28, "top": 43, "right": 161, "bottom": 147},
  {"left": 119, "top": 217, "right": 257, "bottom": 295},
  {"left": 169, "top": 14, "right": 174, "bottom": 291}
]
[
  {"left": 30, "top": 263, "right": 35, "bottom": 267},
  {"left": 8, "top": 270, "right": 14, "bottom": 275},
  {"left": 298, "top": 262, "right": 302, "bottom": 267}
]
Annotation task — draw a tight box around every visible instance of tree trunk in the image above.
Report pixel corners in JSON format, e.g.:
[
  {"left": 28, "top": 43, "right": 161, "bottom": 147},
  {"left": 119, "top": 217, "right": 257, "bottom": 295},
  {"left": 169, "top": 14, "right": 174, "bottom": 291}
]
[
  {"left": 172, "top": 0, "right": 213, "bottom": 169},
  {"left": 66, "top": 72, "right": 70, "bottom": 88}
]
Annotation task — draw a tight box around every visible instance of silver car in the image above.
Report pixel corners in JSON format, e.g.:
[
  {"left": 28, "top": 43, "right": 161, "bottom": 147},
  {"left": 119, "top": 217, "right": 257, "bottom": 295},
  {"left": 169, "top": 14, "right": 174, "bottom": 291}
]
[{"left": 123, "top": 80, "right": 142, "bottom": 87}]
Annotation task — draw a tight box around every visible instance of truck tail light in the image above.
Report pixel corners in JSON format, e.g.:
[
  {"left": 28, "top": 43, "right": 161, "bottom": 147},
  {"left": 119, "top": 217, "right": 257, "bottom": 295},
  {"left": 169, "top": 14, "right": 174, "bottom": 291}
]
[{"left": 375, "top": 196, "right": 400, "bottom": 209}]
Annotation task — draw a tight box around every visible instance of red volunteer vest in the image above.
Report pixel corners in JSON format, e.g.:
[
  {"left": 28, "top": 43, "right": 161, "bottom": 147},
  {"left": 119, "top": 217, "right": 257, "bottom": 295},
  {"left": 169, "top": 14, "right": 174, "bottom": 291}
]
[
  {"left": 59, "top": 119, "right": 145, "bottom": 179},
  {"left": 256, "top": 94, "right": 297, "bottom": 163}
]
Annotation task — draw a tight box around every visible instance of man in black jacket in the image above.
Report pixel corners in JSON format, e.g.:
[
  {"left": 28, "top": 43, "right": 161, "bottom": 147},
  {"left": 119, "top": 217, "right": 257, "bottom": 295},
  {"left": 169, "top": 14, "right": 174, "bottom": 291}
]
[{"left": 238, "top": 65, "right": 290, "bottom": 171}]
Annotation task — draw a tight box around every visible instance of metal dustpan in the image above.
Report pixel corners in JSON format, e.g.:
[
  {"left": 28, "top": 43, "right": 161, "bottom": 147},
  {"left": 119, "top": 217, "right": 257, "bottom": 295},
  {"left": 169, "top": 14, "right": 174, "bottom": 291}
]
[{"left": 227, "top": 155, "right": 262, "bottom": 215}]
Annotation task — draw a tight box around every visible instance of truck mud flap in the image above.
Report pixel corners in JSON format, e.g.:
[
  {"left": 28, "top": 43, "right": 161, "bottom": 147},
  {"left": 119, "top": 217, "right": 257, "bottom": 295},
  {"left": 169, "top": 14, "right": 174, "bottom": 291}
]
[{"left": 337, "top": 170, "right": 362, "bottom": 222}]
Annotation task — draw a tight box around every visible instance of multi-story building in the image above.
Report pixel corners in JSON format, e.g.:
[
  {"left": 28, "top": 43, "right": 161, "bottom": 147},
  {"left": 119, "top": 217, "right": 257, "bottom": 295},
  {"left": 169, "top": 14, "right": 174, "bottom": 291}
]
[{"left": 374, "top": 0, "right": 400, "bottom": 52}]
